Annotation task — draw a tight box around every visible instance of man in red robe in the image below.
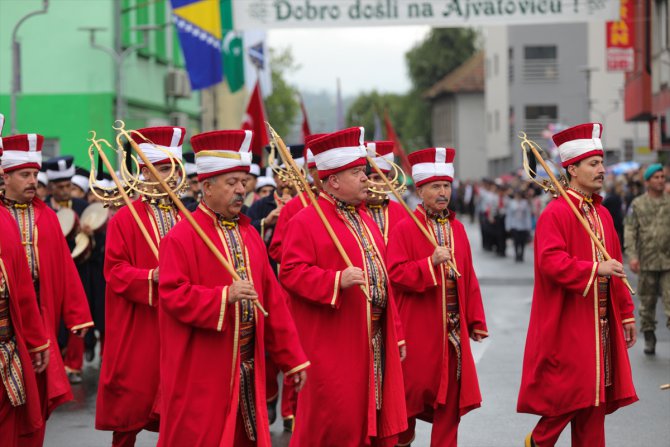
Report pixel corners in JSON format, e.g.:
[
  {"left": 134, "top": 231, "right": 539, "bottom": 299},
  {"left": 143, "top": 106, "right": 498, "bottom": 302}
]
[
  {"left": 96, "top": 126, "right": 185, "bottom": 446},
  {"left": 1, "top": 133, "right": 93, "bottom": 446},
  {"left": 387, "top": 147, "right": 488, "bottom": 447},
  {"left": 0, "top": 150, "right": 50, "bottom": 446},
  {"left": 280, "top": 127, "right": 407, "bottom": 447},
  {"left": 364, "top": 141, "right": 406, "bottom": 245},
  {"left": 518, "top": 123, "right": 637, "bottom": 447},
  {"left": 265, "top": 133, "right": 324, "bottom": 431},
  {"left": 158, "top": 129, "right": 309, "bottom": 447}
]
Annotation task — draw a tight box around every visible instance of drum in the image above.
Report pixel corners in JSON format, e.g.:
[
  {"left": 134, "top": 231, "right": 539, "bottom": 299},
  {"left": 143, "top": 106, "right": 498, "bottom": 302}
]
[
  {"left": 56, "top": 208, "right": 77, "bottom": 239},
  {"left": 71, "top": 232, "right": 92, "bottom": 264},
  {"left": 80, "top": 202, "right": 108, "bottom": 232}
]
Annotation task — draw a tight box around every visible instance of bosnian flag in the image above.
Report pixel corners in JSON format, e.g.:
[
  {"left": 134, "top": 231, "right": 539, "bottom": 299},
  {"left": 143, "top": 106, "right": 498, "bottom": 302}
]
[{"left": 171, "top": 0, "right": 223, "bottom": 90}]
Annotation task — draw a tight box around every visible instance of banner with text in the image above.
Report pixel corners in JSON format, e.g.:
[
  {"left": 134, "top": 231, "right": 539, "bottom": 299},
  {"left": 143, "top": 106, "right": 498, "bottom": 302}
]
[
  {"left": 231, "top": 0, "right": 620, "bottom": 29},
  {"left": 606, "top": 0, "right": 634, "bottom": 72}
]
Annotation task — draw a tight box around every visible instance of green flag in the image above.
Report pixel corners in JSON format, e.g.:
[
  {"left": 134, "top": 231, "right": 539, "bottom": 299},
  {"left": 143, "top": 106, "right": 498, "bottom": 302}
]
[{"left": 220, "top": 0, "right": 244, "bottom": 92}]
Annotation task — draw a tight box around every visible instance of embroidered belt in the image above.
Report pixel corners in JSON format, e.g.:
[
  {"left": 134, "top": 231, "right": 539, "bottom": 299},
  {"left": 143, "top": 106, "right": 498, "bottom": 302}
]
[
  {"left": 371, "top": 305, "right": 385, "bottom": 411},
  {"left": 239, "top": 321, "right": 255, "bottom": 363},
  {"left": 0, "top": 294, "right": 13, "bottom": 343},
  {"left": 597, "top": 277, "right": 612, "bottom": 387},
  {"left": 446, "top": 278, "right": 459, "bottom": 313},
  {"left": 238, "top": 320, "right": 257, "bottom": 441},
  {"left": 0, "top": 337, "right": 26, "bottom": 406}
]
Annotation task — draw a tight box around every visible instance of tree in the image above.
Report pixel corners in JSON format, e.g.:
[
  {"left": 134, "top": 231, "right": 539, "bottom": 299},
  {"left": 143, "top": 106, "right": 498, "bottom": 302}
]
[
  {"left": 265, "top": 48, "right": 300, "bottom": 138},
  {"left": 405, "top": 28, "right": 478, "bottom": 92}
]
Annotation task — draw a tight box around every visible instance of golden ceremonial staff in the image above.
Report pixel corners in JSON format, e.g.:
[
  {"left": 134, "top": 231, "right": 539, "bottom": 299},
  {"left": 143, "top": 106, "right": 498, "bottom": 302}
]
[
  {"left": 267, "top": 123, "right": 372, "bottom": 302},
  {"left": 519, "top": 132, "right": 635, "bottom": 295},
  {"left": 87, "top": 132, "right": 160, "bottom": 259},
  {"left": 366, "top": 156, "right": 462, "bottom": 278},
  {"left": 114, "top": 121, "right": 269, "bottom": 317}
]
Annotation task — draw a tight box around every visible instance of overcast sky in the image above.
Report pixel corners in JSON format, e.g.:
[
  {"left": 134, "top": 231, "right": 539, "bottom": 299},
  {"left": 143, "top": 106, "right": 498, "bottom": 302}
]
[{"left": 268, "top": 26, "right": 431, "bottom": 96}]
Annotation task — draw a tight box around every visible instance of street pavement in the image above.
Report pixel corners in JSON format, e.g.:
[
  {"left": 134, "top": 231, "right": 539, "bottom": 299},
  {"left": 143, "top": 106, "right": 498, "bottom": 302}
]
[{"left": 44, "top": 221, "right": 670, "bottom": 446}]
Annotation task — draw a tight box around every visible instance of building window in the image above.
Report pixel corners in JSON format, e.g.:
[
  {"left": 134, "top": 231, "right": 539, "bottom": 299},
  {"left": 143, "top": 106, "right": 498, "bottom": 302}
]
[
  {"left": 509, "top": 106, "right": 515, "bottom": 142},
  {"left": 494, "top": 54, "right": 499, "bottom": 76},
  {"left": 41, "top": 139, "right": 60, "bottom": 159},
  {"left": 523, "top": 45, "right": 558, "bottom": 81},
  {"left": 508, "top": 47, "right": 514, "bottom": 83},
  {"left": 495, "top": 110, "right": 500, "bottom": 132},
  {"left": 524, "top": 105, "right": 558, "bottom": 140}
]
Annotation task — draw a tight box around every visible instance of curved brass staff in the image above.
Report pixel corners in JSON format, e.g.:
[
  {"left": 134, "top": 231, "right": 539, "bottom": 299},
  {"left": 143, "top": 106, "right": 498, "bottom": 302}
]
[
  {"left": 116, "top": 128, "right": 189, "bottom": 203},
  {"left": 267, "top": 122, "right": 372, "bottom": 303},
  {"left": 519, "top": 132, "right": 635, "bottom": 295},
  {"left": 367, "top": 157, "right": 407, "bottom": 201},
  {"left": 367, "top": 156, "right": 461, "bottom": 278},
  {"left": 87, "top": 131, "right": 159, "bottom": 259},
  {"left": 113, "top": 120, "right": 268, "bottom": 317},
  {"left": 267, "top": 141, "right": 309, "bottom": 207}
]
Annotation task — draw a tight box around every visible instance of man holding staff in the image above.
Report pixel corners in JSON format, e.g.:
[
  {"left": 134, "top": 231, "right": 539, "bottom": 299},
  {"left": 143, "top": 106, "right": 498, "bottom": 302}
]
[
  {"left": 387, "top": 147, "right": 488, "bottom": 447},
  {"left": 280, "top": 127, "right": 407, "bottom": 446},
  {"left": 1, "top": 132, "right": 93, "bottom": 446},
  {"left": 518, "top": 123, "right": 637, "bottom": 446},
  {"left": 96, "top": 126, "right": 185, "bottom": 446},
  {"left": 157, "top": 129, "right": 308, "bottom": 446}
]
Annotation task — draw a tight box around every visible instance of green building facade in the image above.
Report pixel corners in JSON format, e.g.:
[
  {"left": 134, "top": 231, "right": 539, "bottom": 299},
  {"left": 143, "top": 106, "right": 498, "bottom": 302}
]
[{"left": 0, "top": 0, "right": 200, "bottom": 167}]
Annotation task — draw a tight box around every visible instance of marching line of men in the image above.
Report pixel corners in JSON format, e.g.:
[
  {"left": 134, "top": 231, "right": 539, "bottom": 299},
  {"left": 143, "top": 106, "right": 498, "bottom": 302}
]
[{"left": 0, "top": 120, "right": 638, "bottom": 447}]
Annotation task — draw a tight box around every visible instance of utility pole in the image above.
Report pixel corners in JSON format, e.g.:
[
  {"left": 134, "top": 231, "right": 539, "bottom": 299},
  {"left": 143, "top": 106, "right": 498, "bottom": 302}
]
[
  {"left": 10, "top": 0, "right": 49, "bottom": 135},
  {"left": 79, "top": 25, "right": 157, "bottom": 123}
]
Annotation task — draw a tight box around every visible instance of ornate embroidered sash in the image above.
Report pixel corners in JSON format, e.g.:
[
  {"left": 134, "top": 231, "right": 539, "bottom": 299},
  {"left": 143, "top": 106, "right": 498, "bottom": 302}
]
[{"left": 218, "top": 218, "right": 257, "bottom": 440}]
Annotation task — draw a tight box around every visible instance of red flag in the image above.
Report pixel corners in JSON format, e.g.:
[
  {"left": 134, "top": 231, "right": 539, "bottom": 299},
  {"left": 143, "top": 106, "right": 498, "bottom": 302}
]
[
  {"left": 299, "top": 94, "right": 312, "bottom": 142},
  {"left": 241, "top": 81, "right": 269, "bottom": 164},
  {"left": 383, "top": 110, "right": 411, "bottom": 174}
]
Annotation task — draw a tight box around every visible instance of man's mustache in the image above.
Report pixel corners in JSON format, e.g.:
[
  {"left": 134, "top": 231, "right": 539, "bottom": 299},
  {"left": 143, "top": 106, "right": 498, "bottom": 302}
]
[
  {"left": 230, "top": 193, "right": 244, "bottom": 203},
  {"left": 594, "top": 175, "right": 604, "bottom": 181}
]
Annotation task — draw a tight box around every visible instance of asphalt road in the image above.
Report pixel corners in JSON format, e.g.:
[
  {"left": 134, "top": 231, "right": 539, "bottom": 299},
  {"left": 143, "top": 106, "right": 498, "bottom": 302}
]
[{"left": 44, "top": 222, "right": 670, "bottom": 446}]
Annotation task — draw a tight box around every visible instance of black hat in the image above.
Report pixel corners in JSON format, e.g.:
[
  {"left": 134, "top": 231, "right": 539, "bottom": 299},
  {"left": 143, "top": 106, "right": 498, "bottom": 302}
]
[{"left": 45, "top": 155, "right": 75, "bottom": 182}]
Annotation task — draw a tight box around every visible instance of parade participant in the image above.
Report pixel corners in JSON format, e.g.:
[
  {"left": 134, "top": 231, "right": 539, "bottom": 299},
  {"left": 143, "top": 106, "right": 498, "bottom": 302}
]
[
  {"left": 364, "top": 141, "right": 406, "bottom": 245},
  {"left": 157, "top": 129, "right": 309, "bottom": 447},
  {"left": 181, "top": 151, "right": 200, "bottom": 211},
  {"left": 70, "top": 167, "right": 90, "bottom": 200},
  {"left": 255, "top": 177, "right": 276, "bottom": 199},
  {"left": 268, "top": 134, "right": 325, "bottom": 264},
  {"left": 387, "top": 147, "right": 488, "bottom": 447},
  {"left": 1, "top": 133, "right": 93, "bottom": 445},
  {"left": 518, "top": 123, "right": 637, "bottom": 447},
  {"left": 35, "top": 172, "right": 48, "bottom": 201},
  {"left": 266, "top": 134, "right": 324, "bottom": 431},
  {"left": 0, "top": 146, "right": 50, "bottom": 446},
  {"left": 624, "top": 163, "right": 670, "bottom": 355},
  {"left": 244, "top": 162, "right": 261, "bottom": 207},
  {"left": 95, "top": 126, "right": 185, "bottom": 446},
  {"left": 44, "top": 156, "right": 92, "bottom": 383},
  {"left": 280, "top": 127, "right": 407, "bottom": 446},
  {"left": 44, "top": 156, "right": 88, "bottom": 215}
]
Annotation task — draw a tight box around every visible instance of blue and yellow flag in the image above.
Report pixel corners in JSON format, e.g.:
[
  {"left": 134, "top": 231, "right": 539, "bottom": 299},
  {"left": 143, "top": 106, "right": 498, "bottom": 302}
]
[{"left": 171, "top": 0, "right": 223, "bottom": 90}]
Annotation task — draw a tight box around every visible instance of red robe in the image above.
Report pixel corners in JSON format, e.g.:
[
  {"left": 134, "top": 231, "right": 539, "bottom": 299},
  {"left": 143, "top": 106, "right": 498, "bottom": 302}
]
[
  {"left": 4, "top": 198, "right": 93, "bottom": 416},
  {"left": 157, "top": 204, "right": 309, "bottom": 447},
  {"left": 0, "top": 209, "right": 49, "bottom": 438},
  {"left": 387, "top": 206, "right": 488, "bottom": 419},
  {"left": 280, "top": 193, "right": 407, "bottom": 446},
  {"left": 268, "top": 191, "right": 309, "bottom": 263},
  {"left": 363, "top": 200, "right": 407, "bottom": 245},
  {"left": 517, "top": 191, "right": 637, "bottom": 416},
  {"left": 96, "top": 199, "right": 173, "bottom": 432}
]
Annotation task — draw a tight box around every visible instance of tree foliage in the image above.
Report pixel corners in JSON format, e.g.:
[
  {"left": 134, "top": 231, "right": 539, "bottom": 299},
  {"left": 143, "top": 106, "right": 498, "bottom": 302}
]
[
  {"left": 265, "top": 48, "right": 300, "bottom": 138},
  {"left": 405, "top": 28, "right": 479, "bottom": 92},
  {"left": 347, "top": 28, "right": 477, "bottom": 151},
  {"left": 346, "top": 90, "right": 430, "bottom": 151}
]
